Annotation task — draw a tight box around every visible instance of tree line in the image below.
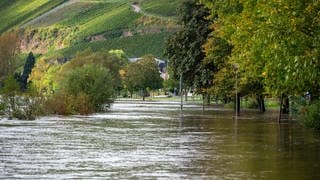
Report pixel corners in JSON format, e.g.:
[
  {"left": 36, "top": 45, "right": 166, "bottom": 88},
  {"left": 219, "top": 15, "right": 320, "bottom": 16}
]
[
  {"left": 0, "top": 31, "right": 163, "bottom": 119},
  {"left": 165, "top": 0, "right": 320, "bottom": 128}
]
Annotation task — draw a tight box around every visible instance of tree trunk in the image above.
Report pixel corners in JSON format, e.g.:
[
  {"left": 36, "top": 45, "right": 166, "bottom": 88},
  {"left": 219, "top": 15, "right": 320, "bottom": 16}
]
[
  {"left": 223, "top": 97, "right": 228, "bottom": 104},
  {"left": 280, "top": 94, "right": 289, "bottom": 114},
  {"left": 202, "top": 94, "right": 205, "bottom": 111},
  {"left": 234, "top": 93, "right": 240, "bottom": 115},
  {"left": 184, "top": 89, "right": 188, "bottom": 101},
  {"left": 142, "top": 89, "right": 145, "bottom": 101},
  {"left": 206, "top": 93, "right": 211, "bottom": 105},
  {"left": 310, "top": 85, "right": 320, "bottom": 102},
  {"left": 256, "top": 95, "right": 266, "bottom": 113}
]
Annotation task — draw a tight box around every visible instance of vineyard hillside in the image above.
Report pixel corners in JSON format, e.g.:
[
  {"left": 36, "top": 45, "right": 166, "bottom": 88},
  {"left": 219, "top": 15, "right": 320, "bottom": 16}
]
[{"left": 0, "top": 0, "right": 180, "bottom": 59}]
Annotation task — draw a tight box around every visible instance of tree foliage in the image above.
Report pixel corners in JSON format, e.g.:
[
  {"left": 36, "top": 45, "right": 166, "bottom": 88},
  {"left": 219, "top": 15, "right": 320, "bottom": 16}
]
[
  {"left": 62, "top": 64, "right": 114, "bottom": 111},
  {"left": 123, "top": 55, "right": 163, "bottom": 100},
  {"left": 201, "top": 0, "right": 320, "bottom": 100},
  {"left": 165, "top": 0, "right": 212, "bottom": 90},
  {"left": 58, "top": 49, "right": 128, "bottom": 91},
  {"left": 20, "top": 52, "right": 36, "bottom": 90},
  {"left": 28, "top": 54, "right": 64, "bottom": 94}
]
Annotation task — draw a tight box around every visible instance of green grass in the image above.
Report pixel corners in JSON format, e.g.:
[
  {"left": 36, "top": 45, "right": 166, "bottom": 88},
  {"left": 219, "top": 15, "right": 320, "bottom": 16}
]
[
  {"left": 0, "top": 0, "right": 178, "bottom": 60},
  {"left": 0, "top": 0, "right": 65, "bottom": 34},
  {"left": 27, "top": 1, "right": 95, "bottom": 28},
  {"left": 76, "top": 3, "right": 141, "bottom": 38},
  {"left": 28, "top": 1, "right": 141, "bottom": 38},
  {"left": 140, "top": 0, "right": 179, "bottom": 17},
  {"left": 55, "top": 32, "right": 171, "bottom": 58}
]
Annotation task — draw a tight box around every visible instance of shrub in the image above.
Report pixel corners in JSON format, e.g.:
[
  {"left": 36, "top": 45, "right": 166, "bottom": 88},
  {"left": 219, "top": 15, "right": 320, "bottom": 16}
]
[
  {"left": 69, "top": 93, "right": 94, "bottom": 115},
  {"left": 46, "top": 64, "right": 115, "bottom": 115},
  {"left": 0, "top": 102, "right": 7, "bottom": 115},
  {"left": 299, "top": 100, "right": 320, "bottom": 130},
  {"left": 45, "top": 91, "right": 70, "bottom": 115},
  {"left": 62, "top": 64, "right": 114, "bottom": 111}
]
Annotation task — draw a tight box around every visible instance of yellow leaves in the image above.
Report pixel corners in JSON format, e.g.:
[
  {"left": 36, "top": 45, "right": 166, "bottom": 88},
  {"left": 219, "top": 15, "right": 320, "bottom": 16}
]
[
  {"left": 119, "top": 69, "right": 126, "bottom": 78},
  {"left": 262, "top": 71, "right": 266, "bottom": 77}
]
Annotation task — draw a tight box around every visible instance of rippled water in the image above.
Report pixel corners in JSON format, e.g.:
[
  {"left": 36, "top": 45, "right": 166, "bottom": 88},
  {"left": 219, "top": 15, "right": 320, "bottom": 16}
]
[{"left": 1, "top": 100, "right": 320, "bottom": 179}]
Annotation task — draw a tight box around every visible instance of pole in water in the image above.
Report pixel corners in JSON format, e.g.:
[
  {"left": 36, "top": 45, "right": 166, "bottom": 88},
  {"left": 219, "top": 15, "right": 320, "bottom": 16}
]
[
  {"left": 235, "top": 70, "right": 238, "bottom": 117},
  {"left": 234, "top": 64, "right": 239, "bottom": 117},
  {"left": 180, "top": 73, "right": 183, "bottom": 110}
]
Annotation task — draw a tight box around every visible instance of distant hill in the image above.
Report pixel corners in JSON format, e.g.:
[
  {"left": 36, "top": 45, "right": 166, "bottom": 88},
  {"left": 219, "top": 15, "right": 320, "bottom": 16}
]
[{"left": 0, "top": 0, "right": 180, "bottom": 59}]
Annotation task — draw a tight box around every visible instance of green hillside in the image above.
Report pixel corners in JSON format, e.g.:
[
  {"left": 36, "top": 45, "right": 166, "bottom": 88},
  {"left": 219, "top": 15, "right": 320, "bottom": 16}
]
[
  {"left": 0, "top": 0, "right": 180, "bottom": 58},
  {"left": 57, "top": 32, "right": 171, "bottom": 59},
  {"left": 0, "top": 0, "right": 65, "bottom": 34},
  {"left": 141, "top": 0, "right": 179, "bottom": 17}
]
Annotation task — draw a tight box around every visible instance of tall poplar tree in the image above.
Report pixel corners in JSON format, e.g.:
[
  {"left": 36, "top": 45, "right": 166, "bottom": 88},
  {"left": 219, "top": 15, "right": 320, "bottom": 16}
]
[
  {"left": 165, "top": 0, "right": 212, "bottom": 100},
  {"left": 21, "top": 52, "right": 36, "bottom": 90}
]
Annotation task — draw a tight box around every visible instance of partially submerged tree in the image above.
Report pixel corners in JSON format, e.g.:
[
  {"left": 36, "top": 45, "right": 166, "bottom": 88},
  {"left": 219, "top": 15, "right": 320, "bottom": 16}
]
[
  {"left": 165, "top": 0, "right": 212, "bottom": 101},
  {"left": 123, "top": 55, "right": 163, "bottom": 100},
  {"left": 201, "top": 0, "right": 320, "bottom": 114},
  {"left": 63, "top": 64, "right": 114, "bottom": 111}
]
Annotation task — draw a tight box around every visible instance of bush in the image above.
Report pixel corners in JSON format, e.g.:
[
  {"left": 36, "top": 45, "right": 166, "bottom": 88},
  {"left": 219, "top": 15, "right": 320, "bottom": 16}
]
[
  {"left": 0, "top": 102, "right": 7, "bottom": 115},
  {"left": 46, "top": 64, "right": 115, "bottom": 115},
  {"left": 45, "top": 91, "right": 70, "bottom": 115},
  {"left": 69, "top": 93, "right": 94, "bottom": 115},
  {"left": 63, "top": 64, "right": 114, "bottom": 111},
  {"left": 299, "top": 101, "right": 320, "bottom": 130},
  {"left": 46, "top": 92, "right": 95, "bottom": 115}
]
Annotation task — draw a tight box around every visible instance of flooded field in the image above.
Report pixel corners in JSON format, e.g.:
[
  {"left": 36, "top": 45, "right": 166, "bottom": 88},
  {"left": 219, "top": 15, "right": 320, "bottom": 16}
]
[{"left": 1, "top": 100, "right": 320, "bottom": 179}]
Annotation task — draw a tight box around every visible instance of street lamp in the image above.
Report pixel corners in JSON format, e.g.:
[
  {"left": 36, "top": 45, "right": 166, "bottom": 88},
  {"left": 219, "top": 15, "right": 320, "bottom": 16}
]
[
  {"left": 234, "top": 64, "right": 239, "bottom": 117},
  {"left": 180, "top": 72, "right": 183, "bottom": 111}
]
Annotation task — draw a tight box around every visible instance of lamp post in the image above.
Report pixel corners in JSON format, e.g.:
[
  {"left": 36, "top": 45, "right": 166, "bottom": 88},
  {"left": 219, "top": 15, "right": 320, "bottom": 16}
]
[
  {"left": 180, "top": 73, "right": 183, "bottom": 110},
  {"left": 234, "top": 64, "right": 239, "bottom": 117}
]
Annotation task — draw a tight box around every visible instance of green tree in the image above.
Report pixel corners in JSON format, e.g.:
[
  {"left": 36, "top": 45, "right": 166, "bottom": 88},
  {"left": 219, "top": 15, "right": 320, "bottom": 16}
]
[
  {"left": 201, "top": 0, "right": 320, "bottom": 113},
  {"left": 28, "top": 54, "right": 63, "bottom": 95},
  {"left": 62, "top": 64, "right": 114, "bottom": 111},
  {"left": 20, "top": 52, "right": 36, "bottom": 90},
  {"left": 59, "top": 49, "right": 128, "bottom": 92},
  {"left": 165, "top": 0, "right": 212, "bottom": 98},
  {"left": 123, "top": 55, "right": 163, "bottom": 100}
]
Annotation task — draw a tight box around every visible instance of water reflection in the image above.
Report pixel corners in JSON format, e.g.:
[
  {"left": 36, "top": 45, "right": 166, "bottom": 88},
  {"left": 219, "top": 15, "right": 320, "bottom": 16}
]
[{"left": 0, "top": 101, "right": 320, "bottom": 179}]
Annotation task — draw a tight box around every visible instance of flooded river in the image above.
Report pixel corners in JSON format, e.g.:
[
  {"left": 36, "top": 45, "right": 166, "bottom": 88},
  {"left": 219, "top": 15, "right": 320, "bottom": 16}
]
[{"left": 1, "top": 100, "right": 320, "bottom": 179}]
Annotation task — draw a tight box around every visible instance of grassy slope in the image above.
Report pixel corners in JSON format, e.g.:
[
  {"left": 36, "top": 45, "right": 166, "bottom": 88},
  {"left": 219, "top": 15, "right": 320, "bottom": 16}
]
[
  {"left": 57, "top": 32, "right": 170, "bottom": 59},
  {"left": 47, "top": 0, "right": 178, "bottom": 58},
  {"left": 140, "top": 0, "right": 179, "bottom": 17},
  {"left": 0, "top": 0, "right": 65, "bottom": 34},
  {"left": 1, "top": 0, "right": 179, "bottom": 58},
  {"left": 26, "top": 1, "right": 95, "bottom": 28},
  {"left": 72, "top": 3, "right": 141, "bottom": 38},
  {"left": 26, "top": 1, "right": 141, "bottom": 38}
]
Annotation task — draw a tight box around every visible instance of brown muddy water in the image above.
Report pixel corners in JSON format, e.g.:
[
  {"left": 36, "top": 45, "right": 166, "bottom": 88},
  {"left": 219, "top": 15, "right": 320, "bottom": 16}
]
[{"left": 1, "top": 100, "right": 320, "bottom": 179}]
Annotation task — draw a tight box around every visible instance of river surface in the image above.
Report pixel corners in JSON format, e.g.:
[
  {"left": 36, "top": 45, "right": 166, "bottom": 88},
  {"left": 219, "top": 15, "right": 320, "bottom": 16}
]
[{"left": 1, "top": 100, "right": 320, "bottom": 179}]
